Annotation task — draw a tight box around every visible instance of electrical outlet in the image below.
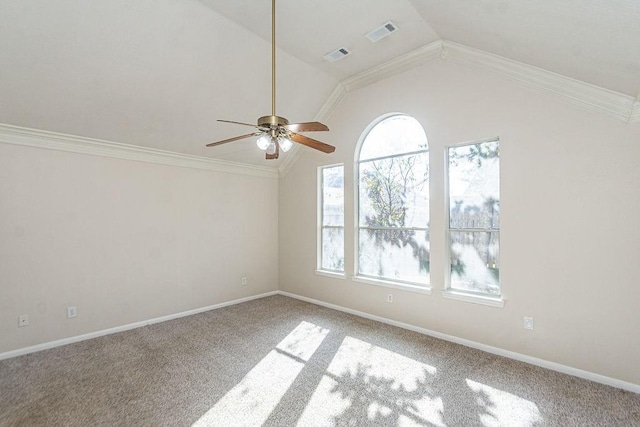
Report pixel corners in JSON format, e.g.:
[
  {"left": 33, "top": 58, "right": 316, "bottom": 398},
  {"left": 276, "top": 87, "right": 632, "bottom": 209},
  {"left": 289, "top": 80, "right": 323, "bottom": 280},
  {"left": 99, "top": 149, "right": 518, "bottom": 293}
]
[
  {"left": 67, "top": 306, "right": 77, "bottom": 319},
  {"left": 387, "top": 294, "right": 393, "bottom": 303},
  {"left": 19, "top": 315, "right": 29, "bottom": 327},
  {"left": 241, "top": 277, "right": 248, "bottom": 286},
  {"left": 524, "top": 316, "right": 534, "bottom": 330}
]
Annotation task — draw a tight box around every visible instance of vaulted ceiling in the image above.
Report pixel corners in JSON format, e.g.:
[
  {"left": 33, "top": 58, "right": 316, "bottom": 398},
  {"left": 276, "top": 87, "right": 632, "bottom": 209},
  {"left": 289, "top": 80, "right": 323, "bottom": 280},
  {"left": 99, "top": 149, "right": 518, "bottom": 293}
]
[{"left": 1, "top": 0, "right": 639, "bottom": 168}]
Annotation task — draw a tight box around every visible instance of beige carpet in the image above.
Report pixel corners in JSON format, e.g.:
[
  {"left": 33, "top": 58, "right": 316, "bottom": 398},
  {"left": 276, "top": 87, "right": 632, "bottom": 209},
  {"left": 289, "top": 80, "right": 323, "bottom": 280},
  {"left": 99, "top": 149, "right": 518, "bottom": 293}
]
[{"left": 0, "top": 295, "right": 638, "bottom": 426}]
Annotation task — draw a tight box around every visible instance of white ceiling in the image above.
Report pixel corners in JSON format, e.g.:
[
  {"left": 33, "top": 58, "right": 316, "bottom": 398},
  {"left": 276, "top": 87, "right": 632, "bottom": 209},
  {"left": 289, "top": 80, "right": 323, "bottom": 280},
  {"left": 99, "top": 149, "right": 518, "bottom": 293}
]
[
  {"left": 410, "top": 0, "right": 640, "bottom": 97},
  {"left": 1, "top": 0, "right": 639, "bottom": 168},
  {"left": 201, "top": 0, "right": 440, "bottom": 81}
]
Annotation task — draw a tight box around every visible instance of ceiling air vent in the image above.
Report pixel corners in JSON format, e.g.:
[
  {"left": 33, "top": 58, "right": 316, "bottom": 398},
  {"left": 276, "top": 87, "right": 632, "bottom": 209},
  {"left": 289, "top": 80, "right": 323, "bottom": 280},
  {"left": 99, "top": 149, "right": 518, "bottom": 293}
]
[
  {"left": 323, "top": 47, "right": 351, "bottom": 63},
  {"left": 365, "top": 21, "right": 398, "bottom": 42}
]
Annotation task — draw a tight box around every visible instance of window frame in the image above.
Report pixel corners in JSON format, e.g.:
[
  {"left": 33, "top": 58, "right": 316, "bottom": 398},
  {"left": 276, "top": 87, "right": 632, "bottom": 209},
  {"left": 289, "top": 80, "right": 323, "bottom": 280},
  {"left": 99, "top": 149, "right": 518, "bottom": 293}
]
[
  {"left": 316, "top": 163, "right": 345, "bottom": 276},
  {"left": 443, "top": 137, "right": 504, "bottom": 307},
  {"left": 353, "top": 113, "right": 431, "bottom": 293}
]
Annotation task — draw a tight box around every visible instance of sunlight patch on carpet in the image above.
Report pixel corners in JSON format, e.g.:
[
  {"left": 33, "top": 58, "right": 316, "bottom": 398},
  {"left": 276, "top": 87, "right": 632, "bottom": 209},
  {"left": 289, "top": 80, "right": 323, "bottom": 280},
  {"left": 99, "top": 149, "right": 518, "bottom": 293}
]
[
  {"left": 297, "top": 336, "right": 444, "bottom": 426},
  {"left": 193, "top": 321, "right": 329, "bottom": 426},
  {"left": 466, "top": 379, "right": 542, "bottom": 426}
]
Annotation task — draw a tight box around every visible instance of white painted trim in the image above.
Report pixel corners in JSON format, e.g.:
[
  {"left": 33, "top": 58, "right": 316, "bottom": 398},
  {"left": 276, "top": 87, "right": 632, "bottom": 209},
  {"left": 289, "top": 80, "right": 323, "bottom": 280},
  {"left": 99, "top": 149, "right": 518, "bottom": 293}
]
[
  {"left": 351, "top": 275, "right": 432, "bottom": 295},
  {"left": 278, "top": 147, "right": 302, "bottom": 178},
  {"left": 317, "top": 163, "right": 345, "bottom": 273},
  {"left": 315, "top": 83, "right": 349, "bottom": 122},
  {"left": 316, "top": 165, "right": 324, "bottom": 270},
  {"left": 441, "top": 290, "right": 505, "bottom": 308},
  {"left": 0, "top": 291, "right": 278, "bottom": 361},
  {"left": 443, "top": 137, "right": 503, "bottom": 308},
  {"left": 3, "top": 289, "right": 638, "bottom": 393},
  {"left": 279, "top": 83, "right": 348, "bottom": 178},
  {"left": 4, "top": 41, "right": 638, "bottom": 181},
  {"left": 278, "top": 290, "right": 640, "bottom": 394},
  {"left": 630, "top": 101, "right": 640, "bottom": 123},
  {"left": 332, "top": 39, "right": 640, "bottom": 125},
  {"left": 0, "top": 124, "right": 279, "bottom": 179},
  {"left": 281, "top": 40, "right": 638, "bottom": 175},
  {"left": 315, "top": 270, "right": 346, "bottom": 280},
  {"left": 441, "top": 41, "right": 637, "bottom": 123},
  {"left": 342, "top": 41, "right": 443, "bottom": 93}
]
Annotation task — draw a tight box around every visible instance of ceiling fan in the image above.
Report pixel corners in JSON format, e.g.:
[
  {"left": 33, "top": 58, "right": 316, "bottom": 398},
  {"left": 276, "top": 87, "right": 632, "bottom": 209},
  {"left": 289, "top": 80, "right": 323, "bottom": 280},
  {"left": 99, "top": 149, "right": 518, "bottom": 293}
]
[{"left": 206, "top": 0, "right": 336, "bottom": 160}]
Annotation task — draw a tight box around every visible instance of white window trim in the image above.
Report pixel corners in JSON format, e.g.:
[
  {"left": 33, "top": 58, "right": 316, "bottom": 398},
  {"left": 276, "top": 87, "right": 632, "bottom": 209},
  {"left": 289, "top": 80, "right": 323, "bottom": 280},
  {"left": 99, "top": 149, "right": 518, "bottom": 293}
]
[
  {"left": 315, "top": 270, "right": 347, "bottom": 279},
  {"left": 354, "top": 113, "right": 398, "bottom": 282},
  {"left": 442, "top": 289, "right": 505, "bottom": 308},
  {"left": 353, "top": 113, "right": 431, "bottom": 288},
  {"left": 352, "top": 275, "right": 432, "bottom": 295},
  {"left": 444, "top": 137, "right": 504, "bottom": 306},
  {"left": 317, "top": 163, "right": 345, "bottom": 274}
]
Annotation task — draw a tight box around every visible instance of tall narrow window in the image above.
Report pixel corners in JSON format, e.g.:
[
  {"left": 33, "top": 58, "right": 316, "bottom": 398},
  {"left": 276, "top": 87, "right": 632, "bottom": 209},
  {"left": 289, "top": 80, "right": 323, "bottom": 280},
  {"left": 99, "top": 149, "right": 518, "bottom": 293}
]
[
  {"left": 447, "top": 139, "right": 500, "bottom": 296},
  {"left": 319, "top": 164, "right": 344, "bottom": 272},
  {"left": 356, "top": 114, "right": 430, "bottom": 287}
]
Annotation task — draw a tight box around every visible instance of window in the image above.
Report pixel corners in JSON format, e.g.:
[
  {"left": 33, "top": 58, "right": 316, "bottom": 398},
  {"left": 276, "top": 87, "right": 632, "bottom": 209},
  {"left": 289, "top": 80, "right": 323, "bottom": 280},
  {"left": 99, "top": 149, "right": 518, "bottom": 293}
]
[
  {"left": 356, "top": 114, "right": 430, "bottom": 287},
  {"left": 319, "top": 164, "right": 344, "bottom": 272},
  {"left": 447, "top": 139, "right": 500, "bottom": 297}
]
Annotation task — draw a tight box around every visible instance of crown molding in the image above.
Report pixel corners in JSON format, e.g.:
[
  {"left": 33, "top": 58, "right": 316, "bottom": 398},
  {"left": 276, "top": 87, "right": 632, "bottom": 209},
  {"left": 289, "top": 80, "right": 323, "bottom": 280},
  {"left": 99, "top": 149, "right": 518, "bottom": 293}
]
[
  {"left": 315, "top": 83, "right": 349, "bottom": 121},
  {"left": 630, "top": 100, "right": 640, "bottom": 123},
  {"left": 441, "top": 41, "right": 638, "bottom": 123},
  {"left": 24, "top": 42, "right": 626, "bottom": 181},
  {"left": 0, "top": 124, "right": 279, "bottom": 178},
  {"left": 277, "top": 147, "right": 302, "bottom": 178},
  {"left": 281, "top": 39, "right": 639, "bottom": 177},
  {"left": 278, "top": 41, "right": 443, "bottom": 177},
  {"left": 278, "top": 83, "right": 348, "bottom": 177},
  {"left": 342, "top": 40, "right": 443, "bottom": 93}
]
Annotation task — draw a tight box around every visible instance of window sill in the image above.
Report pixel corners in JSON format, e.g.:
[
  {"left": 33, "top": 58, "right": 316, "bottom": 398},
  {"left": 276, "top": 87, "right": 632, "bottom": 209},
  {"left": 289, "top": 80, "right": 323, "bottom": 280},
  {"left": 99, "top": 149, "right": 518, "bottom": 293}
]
[
  {"left": 441, "top": 290, "right": 505, "bottom": 308},
  {"left": 315, "top": 270, "right": 346, "bottom": 280},
  {"left": 351, "top": 276, "right": 432, "bottom": 295}
]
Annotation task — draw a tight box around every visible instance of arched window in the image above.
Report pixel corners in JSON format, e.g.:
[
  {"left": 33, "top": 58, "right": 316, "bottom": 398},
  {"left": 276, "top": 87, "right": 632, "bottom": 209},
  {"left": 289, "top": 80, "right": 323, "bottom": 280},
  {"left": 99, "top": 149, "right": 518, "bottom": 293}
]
[{"left": 355, "top": 114, "right": 430, "bottom": 287}]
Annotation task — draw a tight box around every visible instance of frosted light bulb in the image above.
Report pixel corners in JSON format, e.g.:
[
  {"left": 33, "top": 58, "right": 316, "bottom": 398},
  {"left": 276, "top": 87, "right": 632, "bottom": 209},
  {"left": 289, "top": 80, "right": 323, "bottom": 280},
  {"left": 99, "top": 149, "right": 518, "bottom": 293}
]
[
  {"left": 256, "top": 134, "right": 270, "bottom": 150},
  {"left": 279, "top": 137, "right": 293, "bottom": 152},
  {"left": 266, "top": 140, "right": 277, "bottom": 155}
]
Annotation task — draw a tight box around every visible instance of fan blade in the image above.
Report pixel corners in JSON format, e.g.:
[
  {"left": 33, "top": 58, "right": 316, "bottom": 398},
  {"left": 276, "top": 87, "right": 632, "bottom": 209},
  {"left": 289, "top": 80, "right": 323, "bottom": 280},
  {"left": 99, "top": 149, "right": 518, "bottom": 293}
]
[
  {"left": 290, "top": 132, "right": 335, "bottom": 154},
  {"left": 283, "top": 122, "right": 329, "bottom": 132},
  {"left": 217, "top": 120, "right": 259, "bottom": 128},
  {"left": 206, "top": 133, "right": 257, "bottom": 147}
]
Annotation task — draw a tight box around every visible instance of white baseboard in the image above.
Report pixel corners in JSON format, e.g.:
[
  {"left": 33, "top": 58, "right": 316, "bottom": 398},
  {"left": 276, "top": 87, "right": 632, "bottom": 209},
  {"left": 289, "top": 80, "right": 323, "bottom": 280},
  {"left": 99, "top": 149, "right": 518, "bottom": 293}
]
[
  {"left": 277, "top": 291, "right": 640, "bottom": 394},
  {"left": 3, "top": 289, "right": 637, "bottom": 394},
  {"left": 0, "top": 291, "right": 278, "bottom": 361}
]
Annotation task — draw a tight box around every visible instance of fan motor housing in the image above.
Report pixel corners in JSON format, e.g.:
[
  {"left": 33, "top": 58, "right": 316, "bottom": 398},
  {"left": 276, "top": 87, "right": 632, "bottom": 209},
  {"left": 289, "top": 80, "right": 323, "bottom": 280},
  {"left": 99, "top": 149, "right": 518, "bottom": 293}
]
[{"left": 258, "top": 115, "right": 289, "bottom": 127}]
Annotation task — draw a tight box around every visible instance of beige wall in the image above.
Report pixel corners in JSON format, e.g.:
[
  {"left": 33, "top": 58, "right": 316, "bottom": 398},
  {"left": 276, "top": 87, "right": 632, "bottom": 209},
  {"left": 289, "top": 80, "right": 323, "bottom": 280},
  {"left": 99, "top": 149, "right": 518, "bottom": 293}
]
[
  {"left": 279, "top": 60, "right": 640, "bottom": 385},
  {"left": 2, "top": 56, "right": 638, "bottom": 386},
  {"left": 0, "top": 143, "right": 278, "bottom": 353}
]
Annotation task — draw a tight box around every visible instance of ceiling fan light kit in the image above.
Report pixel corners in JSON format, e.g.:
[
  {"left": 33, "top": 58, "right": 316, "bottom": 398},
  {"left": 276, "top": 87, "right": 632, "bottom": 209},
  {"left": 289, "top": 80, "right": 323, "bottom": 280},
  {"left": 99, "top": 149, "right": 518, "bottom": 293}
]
[{"left": 206, "top": 0, "right": 335, "bottom": 160}]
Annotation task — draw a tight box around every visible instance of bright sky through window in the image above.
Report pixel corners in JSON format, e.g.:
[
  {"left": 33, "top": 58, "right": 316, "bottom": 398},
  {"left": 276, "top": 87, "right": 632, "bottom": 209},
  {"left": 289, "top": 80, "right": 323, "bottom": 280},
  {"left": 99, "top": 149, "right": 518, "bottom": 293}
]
[{"left": 356, "top": 114, "right": 430, "bottom": 286}]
